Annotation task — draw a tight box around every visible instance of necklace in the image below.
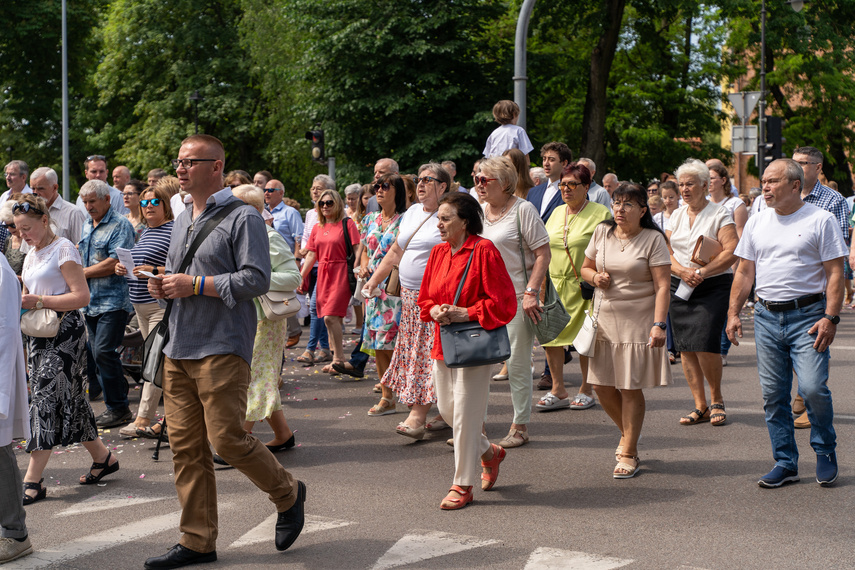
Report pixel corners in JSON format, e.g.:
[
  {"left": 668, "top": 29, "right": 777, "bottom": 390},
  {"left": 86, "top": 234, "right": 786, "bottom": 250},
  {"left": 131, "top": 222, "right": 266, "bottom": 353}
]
[
  {"left": 486, "top": 196, "right": 514, "bottom": 224},
  {"left": 615, "top": 228, "right": 641, "bottom": 252},
  {"left": 36, "top": 233, "right": 57, "bottom": 251},
  {"left": 562, "top": 200, "right": 588, "bottom": 250}
]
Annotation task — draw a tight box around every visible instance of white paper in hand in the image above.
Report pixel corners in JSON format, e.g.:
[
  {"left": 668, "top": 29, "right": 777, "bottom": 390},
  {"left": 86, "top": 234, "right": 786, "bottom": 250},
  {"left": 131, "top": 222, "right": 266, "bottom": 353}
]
[
  {"left": 116, "top": 247, "right": 137, "bottom": 280},
  {"left": 675, "top": 280, "right": 695, "bottom": 301}
]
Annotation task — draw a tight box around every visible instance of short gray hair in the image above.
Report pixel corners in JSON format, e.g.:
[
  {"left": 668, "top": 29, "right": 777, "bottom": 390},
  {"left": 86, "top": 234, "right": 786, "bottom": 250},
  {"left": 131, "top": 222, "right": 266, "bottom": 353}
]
[
  {"left": 0, "top": 200, "right": 14, "bottom": 224},
  {"left": 344, "top": 183, "right": 361, "bottom": 196},
  {"left": 529, "top": 167, "right": 545, "bottom": 182},
  {"left": 78, "top": 179, "right": 111, "bottom": 200},
  {"left": 792, "top": 146, "right": 823, "bottom": 165},
  {"left": 603, "top": 173, "right": 618, "bottom": 184},
  {"left": 313, "top": 174, "right": 336, "bottom": 191},
  {"left": 31, "top": 166, "right": 58, "bottom": 186},
  {"left": 376, "top": 158, "right": 399, "bottom": 174},
  {"left": 578, "top": 158, "right": 597, "bottom": 176},
  {"left": 4, "top": 160, "right": 29, "bottom": 177},
  {"left": 675, "top": 158, "right": 710, "bottom": 190},
  {"left": 417, "top": 162, "right": 452, "bottom": 193},
  {"left": 775, "top": 158, "right": 805, "bottom": 190}
]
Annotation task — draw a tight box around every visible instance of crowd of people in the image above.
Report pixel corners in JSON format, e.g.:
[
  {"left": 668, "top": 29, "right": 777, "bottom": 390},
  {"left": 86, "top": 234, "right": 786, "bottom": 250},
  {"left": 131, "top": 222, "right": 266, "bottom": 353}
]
[{"left": 0, "top": 116, "right": 850, "bottom": 565}]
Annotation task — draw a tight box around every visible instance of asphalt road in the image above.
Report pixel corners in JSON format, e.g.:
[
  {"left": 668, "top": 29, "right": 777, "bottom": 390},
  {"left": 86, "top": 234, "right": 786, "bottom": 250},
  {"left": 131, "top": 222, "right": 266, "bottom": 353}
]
[{"left": 9, "top": 305, "right": 855, "bottom": 569}]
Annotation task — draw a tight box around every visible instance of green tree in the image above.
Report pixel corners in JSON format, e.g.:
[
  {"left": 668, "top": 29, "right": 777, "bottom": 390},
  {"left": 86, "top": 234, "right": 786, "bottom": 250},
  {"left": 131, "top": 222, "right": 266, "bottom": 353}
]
[{"left": 723, "top": 0, "right": 855, "bottom": 193}]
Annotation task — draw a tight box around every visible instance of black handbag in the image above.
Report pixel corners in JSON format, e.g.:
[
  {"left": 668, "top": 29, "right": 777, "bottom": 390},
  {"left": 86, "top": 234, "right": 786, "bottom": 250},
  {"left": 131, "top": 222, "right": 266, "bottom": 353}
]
[
  {"left": 141, "top": 201, "right": 243, "bottom": 388},
  {"left": 342, "top": 218, "right": 357, "bottom": 296},
  {"left": 439, "top": 241, "right": 511, "bottom": 368}
]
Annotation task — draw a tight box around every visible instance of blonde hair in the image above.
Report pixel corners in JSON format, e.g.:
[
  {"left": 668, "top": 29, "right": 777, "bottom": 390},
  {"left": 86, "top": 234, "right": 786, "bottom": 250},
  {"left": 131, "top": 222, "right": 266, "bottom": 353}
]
[
  {"left": 140, "top": 186, "right": 175, "bottom": 222},
  {"left": 11, "top": 193, "right": 50, "bottom": 222},
  {"left": 232, "top": 183, "right": 265, "bottom": 213},
  {"left": 315, "top": 190, "right": 345, "bottom": 225},
  {"left": 479, "top": 156, "right": 518, "bottom": 196}
]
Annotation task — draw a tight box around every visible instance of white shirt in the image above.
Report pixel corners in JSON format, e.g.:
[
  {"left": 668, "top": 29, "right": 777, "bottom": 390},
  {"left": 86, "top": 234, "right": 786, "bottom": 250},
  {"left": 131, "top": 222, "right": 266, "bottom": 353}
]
[
  {"left": 479, "top": 198, "right": 549, "bottom": 294},
  {"left": 22, "top": 237, "right": 83, "bottom": 296},
  {"left": 0, "top": 184, "right": 33, "bottom": 208},
  {"left": 483, "top": 124, "right": 534, "bottom": 157},
  {"left": 48, "top": 195, "right": 87, "bottom": 244},
  {"left": 667, "top": 201, "right": 735, "bottom": 276},
  {"left": 540, "top": 179, "right": 560, "bottom": 218},
  {"left": 0, "top": 255, "right": 30, "bottom": 446},
  {"left": 735, "top": 203, "right": 848, "bottom": 301},
  {"left": 396, "top": 203, "right": 441, "bottom": 290}
]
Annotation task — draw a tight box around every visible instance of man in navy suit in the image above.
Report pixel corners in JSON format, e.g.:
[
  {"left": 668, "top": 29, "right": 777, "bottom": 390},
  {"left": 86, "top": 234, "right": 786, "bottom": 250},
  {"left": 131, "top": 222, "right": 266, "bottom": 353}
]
[
  {"left": 527, "top": 142, "right": 573, "bottom": 223},
  {"left": 527, "top": 142, "right": 574, "bottom": 389}
]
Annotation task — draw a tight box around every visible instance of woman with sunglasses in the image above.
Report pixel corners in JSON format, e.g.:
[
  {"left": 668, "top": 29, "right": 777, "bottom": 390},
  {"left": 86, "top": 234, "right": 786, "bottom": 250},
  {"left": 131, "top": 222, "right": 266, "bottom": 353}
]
[
  {"left": 298, "top": 190, "right": 360, "bottom": 370},
  {"left": 361, "top": 163, "right": 450, "bottom": 439},
  {"left": 475, "top": 156, "right": 550, "bottom": 448},
  {"left": 115, "top": 186, "right": 175, "bottom": 439},
  {"left": 14, "top": 195, "right": 120, "bottom": 505},
  {"left": 123, "top": 180, "right": 148, "bottom": 240},
  {"left": 537, "top": 162, "right": 612, "bottom": 412},
  {"left": 356, "top": 174, "right": 408, "bottom": 416}
]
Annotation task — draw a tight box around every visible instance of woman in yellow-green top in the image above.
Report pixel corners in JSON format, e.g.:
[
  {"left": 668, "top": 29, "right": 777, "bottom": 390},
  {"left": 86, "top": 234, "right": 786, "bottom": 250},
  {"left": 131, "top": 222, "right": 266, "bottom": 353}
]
[{"left": 536, "top": 162, "right": 611, "bottom": 412}]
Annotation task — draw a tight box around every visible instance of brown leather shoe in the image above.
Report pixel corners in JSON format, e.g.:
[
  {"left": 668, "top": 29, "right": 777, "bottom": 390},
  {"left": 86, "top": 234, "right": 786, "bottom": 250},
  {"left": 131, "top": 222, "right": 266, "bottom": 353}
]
[
  {"left": 794, "top": 411, "right": 811, "bottom": 429},
  {"left": 285, "top": 333, "right": 301, "bottom": 348},
  {"left": 536, "top": 372, "right": 552, "bottom": 391},
  {"left": 792, "top": 395, "right": 806, "bottom": 416}
]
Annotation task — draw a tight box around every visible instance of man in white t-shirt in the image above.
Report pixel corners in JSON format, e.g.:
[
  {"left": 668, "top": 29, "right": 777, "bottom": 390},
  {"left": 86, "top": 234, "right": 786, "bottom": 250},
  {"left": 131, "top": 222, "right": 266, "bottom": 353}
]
[{"left": 727, "top": 158, "right": 846, "bottom": 489}]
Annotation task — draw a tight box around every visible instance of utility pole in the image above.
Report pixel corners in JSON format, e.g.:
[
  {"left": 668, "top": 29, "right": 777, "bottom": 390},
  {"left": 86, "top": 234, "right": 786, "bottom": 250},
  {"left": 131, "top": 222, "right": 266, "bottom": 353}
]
[{"left": 513, "top": 0, "right": 537, "bottom": 130}]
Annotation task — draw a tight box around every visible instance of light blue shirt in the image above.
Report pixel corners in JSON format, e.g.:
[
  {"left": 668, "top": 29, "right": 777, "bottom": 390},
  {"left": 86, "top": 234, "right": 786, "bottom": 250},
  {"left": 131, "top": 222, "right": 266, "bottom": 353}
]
[
  {"left": 78, "top": 207, "right": 135, "bottom": 316},
  {"left": 268, "top": 201, "right": 304, "bottom": 252}
]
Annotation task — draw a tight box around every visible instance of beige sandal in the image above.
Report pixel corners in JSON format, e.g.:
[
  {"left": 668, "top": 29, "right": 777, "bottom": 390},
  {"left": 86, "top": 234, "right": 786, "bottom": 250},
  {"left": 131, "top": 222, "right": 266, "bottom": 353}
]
[
  {"left": 497, "top": 428, "right": 529, "bottom": 448},
  {"left": 614, "top": 454, "right": 640, "bottom": 479},
  {"left": 367, "top": 397, "right": 397, "bottom": 416}
]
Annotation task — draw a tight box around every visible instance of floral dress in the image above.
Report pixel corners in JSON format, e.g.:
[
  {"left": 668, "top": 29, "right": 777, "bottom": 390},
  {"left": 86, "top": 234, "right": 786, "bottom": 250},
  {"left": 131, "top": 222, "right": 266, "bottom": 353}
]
[{"left": 361, "top": 211, "right": 403, "bottom": 351}]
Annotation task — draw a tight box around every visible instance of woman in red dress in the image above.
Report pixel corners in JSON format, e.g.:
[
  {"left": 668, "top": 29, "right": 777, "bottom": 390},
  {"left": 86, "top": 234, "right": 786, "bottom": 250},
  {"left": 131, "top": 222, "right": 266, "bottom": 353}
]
[{"left": 299, "top": 190, "right": 361, "bottom": 370}]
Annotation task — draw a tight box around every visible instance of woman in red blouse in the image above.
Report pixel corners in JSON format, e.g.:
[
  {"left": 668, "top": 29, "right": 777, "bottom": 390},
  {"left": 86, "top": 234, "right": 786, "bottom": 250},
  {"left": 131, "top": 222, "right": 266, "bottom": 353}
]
[{"left": 418, "top": 192, "right": 517, "bottom": 510}]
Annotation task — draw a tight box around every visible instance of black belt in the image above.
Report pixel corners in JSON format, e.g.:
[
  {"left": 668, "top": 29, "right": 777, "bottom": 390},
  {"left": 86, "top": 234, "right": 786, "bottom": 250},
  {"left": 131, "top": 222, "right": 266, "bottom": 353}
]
[{"left": 758, "top": 293, "right": 824, "bottom": 312}]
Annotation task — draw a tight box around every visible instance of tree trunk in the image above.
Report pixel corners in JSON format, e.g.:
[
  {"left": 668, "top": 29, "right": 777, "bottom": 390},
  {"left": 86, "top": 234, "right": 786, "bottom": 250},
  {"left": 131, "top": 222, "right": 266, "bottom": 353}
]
[{"left": 580, "top": 0, "right": 627, "bottom": 172}]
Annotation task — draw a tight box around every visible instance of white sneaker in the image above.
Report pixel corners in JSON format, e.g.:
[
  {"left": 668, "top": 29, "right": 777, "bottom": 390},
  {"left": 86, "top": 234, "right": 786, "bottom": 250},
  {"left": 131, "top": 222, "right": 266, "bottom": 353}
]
[
  {"left": 721, "top": 354, "right": 728, "bottom": 367},
  {"left": 0, "top": 536, "right": 33, "bottom": 564}
]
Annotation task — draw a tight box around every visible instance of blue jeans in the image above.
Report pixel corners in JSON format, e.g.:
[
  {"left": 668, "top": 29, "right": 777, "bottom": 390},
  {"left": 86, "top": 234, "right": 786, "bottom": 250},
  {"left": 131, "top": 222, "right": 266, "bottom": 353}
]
[
  {"left": 307, "top": 269, "right": 329, "bottom": 351},
  {"left": 720, "top": 324, "right": 731, "bottom": 355},
  {"left": 754, "top": 299, "right": 836, "bottom": 471},
  {"left": 85, "top": 309, "right": 130, "bottom": 411}
]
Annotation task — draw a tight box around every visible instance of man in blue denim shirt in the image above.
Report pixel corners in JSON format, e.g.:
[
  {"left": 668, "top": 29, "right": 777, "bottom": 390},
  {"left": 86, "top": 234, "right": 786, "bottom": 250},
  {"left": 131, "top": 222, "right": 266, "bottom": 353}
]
[
  {"left": 78, "top": 179, "right": 135, "bottom": 428},
  {"left": 727, "top": 159, "right": 846, "bottom": 489}
]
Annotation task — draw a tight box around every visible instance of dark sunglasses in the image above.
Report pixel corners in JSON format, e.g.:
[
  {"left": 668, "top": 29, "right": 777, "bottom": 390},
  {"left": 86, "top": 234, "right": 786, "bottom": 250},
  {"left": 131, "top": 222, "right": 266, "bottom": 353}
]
[
  {"left": 318, "top": 200, "right": 335, "bottom": 207},
  {"left": 12, "top": 203, "right": 45, "bottom": 216},
  {"left": 86, "top": 154, "right": 106, "bottom": 162},
  {"left": 6, "top": 223, "right": 15, "bottom": 230},
  {"left": 373, "top": 182, "right": 391, "bottom": 192},
  {"left": 474, "top": 176, "right": 497, "bottom": 186},
  {"left": 140, "top": 198, "right": 162, "bottom": 207},
  {"left": 416, "top": 176, "right": 439, "bottom": 185},
  {"left": 263, "top": 187, "right": 281, "bottom": 193}
]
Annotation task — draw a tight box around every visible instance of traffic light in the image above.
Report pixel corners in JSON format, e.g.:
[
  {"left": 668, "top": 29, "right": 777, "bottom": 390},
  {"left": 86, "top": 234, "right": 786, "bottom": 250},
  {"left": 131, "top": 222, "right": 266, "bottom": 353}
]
[
  {"left": 305, "top": 129, "right": 325, "bottom": 164},
  {"left": 763, "top": 116, "right": 786, "bottom": 166}
]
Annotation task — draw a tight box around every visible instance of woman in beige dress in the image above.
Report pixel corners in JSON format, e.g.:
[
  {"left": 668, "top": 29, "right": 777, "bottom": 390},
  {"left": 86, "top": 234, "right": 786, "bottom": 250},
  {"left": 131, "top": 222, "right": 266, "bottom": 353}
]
[{"left": 581, "top": 183, "right": 672, "bottom": 478}]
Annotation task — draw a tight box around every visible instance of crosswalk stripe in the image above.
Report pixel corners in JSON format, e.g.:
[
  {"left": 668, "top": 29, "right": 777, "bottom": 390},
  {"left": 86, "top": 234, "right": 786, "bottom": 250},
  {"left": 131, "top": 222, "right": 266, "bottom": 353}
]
[
  {"left": 372, "top": 530, "right": 499, "bottom": 569},
  {"left": 4, "top": 510, "right": 181, "bottom": 569},
  {"left": 524, "top": 547, "right": 633, "bottom": 569},
  {"left": 229, "top": 514, "right": 353, "bottom": 549},
  {"left": 56, "top": 493, "right": 172, "bottom": 517}
]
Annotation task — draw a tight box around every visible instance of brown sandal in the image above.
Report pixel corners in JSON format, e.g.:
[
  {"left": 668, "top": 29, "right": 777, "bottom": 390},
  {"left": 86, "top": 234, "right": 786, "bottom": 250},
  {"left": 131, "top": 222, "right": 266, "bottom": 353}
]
[{"left": 295, "top": 350, "right": 314, "bottom": 364}]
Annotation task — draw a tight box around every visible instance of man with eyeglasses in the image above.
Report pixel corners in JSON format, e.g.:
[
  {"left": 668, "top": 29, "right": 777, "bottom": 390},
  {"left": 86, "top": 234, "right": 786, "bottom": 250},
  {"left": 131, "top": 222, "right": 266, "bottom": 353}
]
[
  {"left": 727, "top": 158, "right": 845, "bottom": 488},
  {"left": 788, "top": 146, "right": 850, "bottom": 430},
  {"left": 145, "top": 135, "right": 305, "bottom": 569},
  {"left": 265, "top": 179, "right": 304, "bottom": 347},
  {"left": 75, "top": 155, "right": 129, "bottom": 216},
  {"left": 0, "top": 160, "right": 32, "bottom": 207},
  {"left": 30, "top": 166, "right": 86, "bottom": 244}
]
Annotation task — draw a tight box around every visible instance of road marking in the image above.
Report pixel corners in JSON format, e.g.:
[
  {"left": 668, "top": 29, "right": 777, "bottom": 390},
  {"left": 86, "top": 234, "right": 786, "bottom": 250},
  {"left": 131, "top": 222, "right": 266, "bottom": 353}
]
[
  {"left": 229, "top": 514, "right": 353, "bottom": 549},
  {"left": 4, "top": 510, "right": 181, "bottom": 569},
  {"left": 372, "top": 530, "right": 499, "bottom": 569},
  {"left": 56, "top": 492, "right": 171, "bottom": 517},
  {"left": 524, "top": 547, "right": 633, "bottom": 569}
]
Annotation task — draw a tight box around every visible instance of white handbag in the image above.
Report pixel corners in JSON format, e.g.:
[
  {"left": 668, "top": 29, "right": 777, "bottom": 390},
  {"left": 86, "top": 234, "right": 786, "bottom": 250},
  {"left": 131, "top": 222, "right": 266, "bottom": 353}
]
[
  {"left": 572, "top": 310, "right": 598, "bottom": 357},
  {"left": 259, "top": 290, "right": 300, "bottom": 321},
  {"left": 20, "top": 309, "right": 65, "bottom": 338}
]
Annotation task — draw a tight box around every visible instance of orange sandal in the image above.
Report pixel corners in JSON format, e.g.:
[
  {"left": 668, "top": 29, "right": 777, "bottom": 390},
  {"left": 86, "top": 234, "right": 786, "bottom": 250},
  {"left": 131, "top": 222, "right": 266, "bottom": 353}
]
[
  {"left": 440, "top": 485, "right": 473, "bottom": 510},
  {"left": 480, "top": 443, "right": 506, "bottom": 491}
]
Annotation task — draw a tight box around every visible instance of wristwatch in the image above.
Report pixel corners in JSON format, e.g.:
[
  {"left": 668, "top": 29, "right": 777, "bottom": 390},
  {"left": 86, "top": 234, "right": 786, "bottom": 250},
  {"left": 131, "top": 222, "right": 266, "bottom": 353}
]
[
  {"left": 35, "top": 296, "right": 44, "bottom": 310},
  {"left": 152, "top": 266, "right": 159, "bottom": 276},
  {"left": 525, "top": 287, "right": 540, "bottom": 294},
  {"left": 824, "top": 314, "right": 840, "bottom": 325},
  {"left": 694, "top": 268, "right": 702, "bottom": 276},
  {"left": 653, "top": 322, "right": 666, "bottom": 330}
]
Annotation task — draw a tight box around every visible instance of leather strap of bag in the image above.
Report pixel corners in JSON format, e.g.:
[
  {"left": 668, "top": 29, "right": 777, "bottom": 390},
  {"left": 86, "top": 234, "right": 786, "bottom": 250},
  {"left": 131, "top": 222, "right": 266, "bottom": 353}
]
[
  {"left": 400, "top": 210, "right": 435, "bottom": 254},
  {"left": 342, "top": 217, "right": 355, "bottom": 261},
  {"left": 160, "top": 200, "right": 244, "bottom": 322},
  {"left": 452, "top": 239, "right": 481, "bottom": 306}
]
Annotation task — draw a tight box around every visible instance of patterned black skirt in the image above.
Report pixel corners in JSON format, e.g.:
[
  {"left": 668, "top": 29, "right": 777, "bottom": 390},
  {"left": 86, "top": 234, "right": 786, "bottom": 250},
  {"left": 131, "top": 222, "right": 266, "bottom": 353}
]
[{"left": 25, "top": 310, "right": 99, "bottom": 452}]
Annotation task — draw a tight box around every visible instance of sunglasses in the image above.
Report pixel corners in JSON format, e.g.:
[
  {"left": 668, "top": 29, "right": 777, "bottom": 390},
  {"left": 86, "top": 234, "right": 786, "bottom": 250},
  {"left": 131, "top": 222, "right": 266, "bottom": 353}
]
[
  {"left": 474, "top": 176, "right": 497, "bottom": 186},
  {"left": 373, "top": 182, "right": 391, "bottom": 192},
  {"left": 171, "top": 158, "right": 217, "bottom": 169},
  {"left": 6, "top": 223, "right": 15, "bottom": 230},
  {"left": 86, "top": 154, "right": 106, "bottom": 162},
  {"left": 12, "top": 203, "right": 45, "bottom": 216},
  {"left": 263, "top": 187, "right": 281, "bottom": 193},
  {"left": 140, "top": 198, "right": 162, "bottom": 207},
  {"left": 318, "top": 200, "right": 335, "bottom": 208},
  {"left": 416, "top": 176, "right": 439, "bottom": 185}
]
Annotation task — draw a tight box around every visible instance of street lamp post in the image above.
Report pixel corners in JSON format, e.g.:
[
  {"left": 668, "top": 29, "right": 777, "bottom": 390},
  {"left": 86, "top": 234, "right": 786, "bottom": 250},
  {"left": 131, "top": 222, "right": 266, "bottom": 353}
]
[
  {"left": 758, "top": 0, "right": 767, "bottom": 177},
  {"left": 189, "top": 90, "right": 203, "bottom": 134}
]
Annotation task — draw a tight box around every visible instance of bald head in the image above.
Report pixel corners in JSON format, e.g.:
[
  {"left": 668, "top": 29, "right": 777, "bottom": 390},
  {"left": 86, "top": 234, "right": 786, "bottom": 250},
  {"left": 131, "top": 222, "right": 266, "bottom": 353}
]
[
  {"left": 374, "top": 158, "right": 399, "bottom": 182},
  {"left": 112, "top": 165, "right": 131, "bottom": 190},
  {"left": 603, "top": 173, "right": 619, "bottom": 195},
  {"left": 264, "top": 178, "right": 285, "bottom": 208}
]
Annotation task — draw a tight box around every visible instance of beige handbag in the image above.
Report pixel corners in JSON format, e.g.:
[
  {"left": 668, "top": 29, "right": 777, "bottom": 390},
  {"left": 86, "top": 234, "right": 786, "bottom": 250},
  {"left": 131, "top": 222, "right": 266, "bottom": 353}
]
[
  {"left": 259, "top": 290, "right": 300, "bottom": 321},
  {"left": 20, "top": 309, "right": 66, "bottom": 338},
  {"left": 691, "top": 235, "right": 723, "bottom": 267}
]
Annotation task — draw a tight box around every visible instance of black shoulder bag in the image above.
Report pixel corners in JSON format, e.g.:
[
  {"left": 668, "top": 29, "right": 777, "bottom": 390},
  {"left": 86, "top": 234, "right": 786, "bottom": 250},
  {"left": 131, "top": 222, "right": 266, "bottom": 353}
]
[
  {"left": 438, "top": 240, "right": 511, "bottom": 368},
  {"left": 141, "top": 201, "right": 243, "bottom": 388},
  {"left": 342, "top": 218, "right": 358, "bottom": 295}
]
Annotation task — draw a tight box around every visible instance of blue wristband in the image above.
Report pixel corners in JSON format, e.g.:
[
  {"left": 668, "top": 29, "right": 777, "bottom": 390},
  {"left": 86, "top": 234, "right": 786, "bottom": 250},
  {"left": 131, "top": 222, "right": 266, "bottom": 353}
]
[{"left": 200, "top": 275, "right": 205, "bottom": 296}]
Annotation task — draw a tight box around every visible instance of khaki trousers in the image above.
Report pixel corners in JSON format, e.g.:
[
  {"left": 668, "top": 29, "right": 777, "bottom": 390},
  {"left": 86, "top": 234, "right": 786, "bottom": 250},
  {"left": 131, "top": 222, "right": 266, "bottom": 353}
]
[
  {"left": 134, "top": 303, "right": 164, "bottom": 421},
  {"left": 433, "top": 359, "right": 492, "bottom": 487},
  {"left": 164, "top": 354, "right": 297, "bottom": 552}
]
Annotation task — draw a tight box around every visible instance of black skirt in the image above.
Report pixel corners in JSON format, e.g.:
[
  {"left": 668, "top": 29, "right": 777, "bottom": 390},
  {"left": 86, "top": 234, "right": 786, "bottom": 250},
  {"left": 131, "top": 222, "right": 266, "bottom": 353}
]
[
  {"left": 25, "top": 310, "right": 99, "bottom": 452},
  {"left": 669, "top": 273, "right": 733, "bottom": 354}
]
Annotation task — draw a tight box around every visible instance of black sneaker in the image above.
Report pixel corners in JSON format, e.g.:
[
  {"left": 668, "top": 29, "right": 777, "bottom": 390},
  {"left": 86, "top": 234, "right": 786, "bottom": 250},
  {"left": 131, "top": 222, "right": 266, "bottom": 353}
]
[
  {"left": 758, "top": 465, "right": 799, "bottom": 488},
  {"left": 95, "top": 408, "right": 133, "bottom": 428}
]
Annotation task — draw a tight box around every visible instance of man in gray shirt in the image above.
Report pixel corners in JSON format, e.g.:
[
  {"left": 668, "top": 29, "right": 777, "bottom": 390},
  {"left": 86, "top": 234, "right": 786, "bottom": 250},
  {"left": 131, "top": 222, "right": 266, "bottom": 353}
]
[{"left": 146, "top": 135, "right": 305, "bottom": 569}]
